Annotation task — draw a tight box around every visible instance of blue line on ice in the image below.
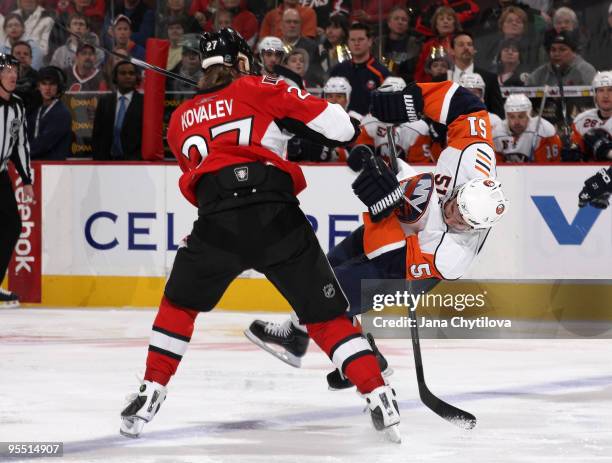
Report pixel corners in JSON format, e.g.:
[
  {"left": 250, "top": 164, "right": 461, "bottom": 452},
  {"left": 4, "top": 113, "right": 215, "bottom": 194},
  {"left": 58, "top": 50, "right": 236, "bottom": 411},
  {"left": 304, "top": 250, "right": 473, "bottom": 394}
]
[{"left": 56, "top": 374, "right": 612, "bottom": 457}]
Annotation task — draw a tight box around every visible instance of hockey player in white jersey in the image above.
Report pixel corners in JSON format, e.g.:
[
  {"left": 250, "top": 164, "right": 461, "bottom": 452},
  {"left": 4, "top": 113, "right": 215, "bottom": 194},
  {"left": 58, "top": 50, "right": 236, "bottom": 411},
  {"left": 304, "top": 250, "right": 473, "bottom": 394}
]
[
  {"left": 570, "top": 71, "right": 612, "bottom": 161},
  {"left": 458, "top": 73, "right": 503, "bottom": 133},
  {"left": 246, "top": 81, "right": 508, "bottom": 388},
  {"left": 493, "top": 93, "right": 562, "bottom": 162}
]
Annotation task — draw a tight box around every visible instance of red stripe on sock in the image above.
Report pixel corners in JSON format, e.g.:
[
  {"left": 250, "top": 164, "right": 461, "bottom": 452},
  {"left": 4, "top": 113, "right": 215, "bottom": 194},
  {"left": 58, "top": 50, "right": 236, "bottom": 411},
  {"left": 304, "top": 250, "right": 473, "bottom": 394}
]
[
  {"left": 144, "top": 296, "right": 199, "bottom": 386},
  {"left": 306, "top": 315, "right": 384, "bottom": 394}
]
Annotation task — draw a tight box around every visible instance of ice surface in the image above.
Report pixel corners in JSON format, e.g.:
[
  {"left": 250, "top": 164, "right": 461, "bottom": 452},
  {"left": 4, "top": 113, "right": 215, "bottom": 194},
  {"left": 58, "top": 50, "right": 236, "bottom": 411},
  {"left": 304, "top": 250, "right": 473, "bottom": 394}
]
[{"left": 1, "top": 308, "right": 611, "bottom": 462}]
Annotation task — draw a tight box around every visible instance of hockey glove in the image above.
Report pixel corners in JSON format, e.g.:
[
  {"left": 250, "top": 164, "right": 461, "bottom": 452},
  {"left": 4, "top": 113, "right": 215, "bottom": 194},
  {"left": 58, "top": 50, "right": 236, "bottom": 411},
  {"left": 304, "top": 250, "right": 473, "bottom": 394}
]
[
  {"left": 370, "top": 82, "right": 424, "bottom": 124},
  {"left": 352, "top": 147, "right": 404, "bottom": 222},
  {"left": 561, "top": 144, "right": 583, "bottom": 162},
  {"left": 578, "top": 167, "right": 612, "bottom": 209},
  {"left": 584, "top": 129, "right": 612, "bottom": 161},
  {"left": 347, "top": 144, "right": 374, "bottom": 172}
]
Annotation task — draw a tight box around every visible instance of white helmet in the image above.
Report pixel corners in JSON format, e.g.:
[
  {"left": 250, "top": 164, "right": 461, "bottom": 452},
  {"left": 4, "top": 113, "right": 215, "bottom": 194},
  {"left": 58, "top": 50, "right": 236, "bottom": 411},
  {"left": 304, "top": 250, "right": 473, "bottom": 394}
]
[
  {"left": 504, "top": 93, "right": 532, "bottom": 115},
  {"left": 257, "top": 36, "right": 285, "bottom": 55},
  {"left": 381, "top": 76, "right": 407, "bottom": 92},
  {"left": 323, "top": 76, "right": 352, "bottom": 104},
  {"left": 455, "top": 178, "right": 508, "bottom": 229},
  {"left": 459, "top": 73, "right": 486, "bottom": 92},
  {"left": 592, "top": 71, "right": 612, "bottom": 108}
]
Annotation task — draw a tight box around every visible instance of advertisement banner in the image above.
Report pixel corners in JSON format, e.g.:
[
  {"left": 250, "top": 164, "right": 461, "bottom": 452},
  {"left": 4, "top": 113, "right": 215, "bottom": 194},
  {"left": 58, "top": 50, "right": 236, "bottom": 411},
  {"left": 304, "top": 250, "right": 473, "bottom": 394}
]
[
  {"left": 40, "top": 164, "right": 612, "bottom": 280},
  {"left": 8, "top": 163, "right": 42, "bottom": 302}
]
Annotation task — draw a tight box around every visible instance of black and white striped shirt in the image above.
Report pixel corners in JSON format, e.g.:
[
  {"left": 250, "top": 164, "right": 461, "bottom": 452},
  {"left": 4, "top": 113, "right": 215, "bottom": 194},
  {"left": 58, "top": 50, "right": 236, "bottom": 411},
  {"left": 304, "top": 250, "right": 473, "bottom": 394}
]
[{"left": 0, "top": 94, "right": 31, "bottom": 184}]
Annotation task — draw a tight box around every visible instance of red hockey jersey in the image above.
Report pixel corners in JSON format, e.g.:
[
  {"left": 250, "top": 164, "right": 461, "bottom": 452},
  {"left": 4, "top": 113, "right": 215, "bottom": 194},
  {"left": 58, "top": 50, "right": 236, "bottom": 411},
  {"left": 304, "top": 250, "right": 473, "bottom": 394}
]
[{"left": 167, "top": 75, "right": 356, "bottom": 206}]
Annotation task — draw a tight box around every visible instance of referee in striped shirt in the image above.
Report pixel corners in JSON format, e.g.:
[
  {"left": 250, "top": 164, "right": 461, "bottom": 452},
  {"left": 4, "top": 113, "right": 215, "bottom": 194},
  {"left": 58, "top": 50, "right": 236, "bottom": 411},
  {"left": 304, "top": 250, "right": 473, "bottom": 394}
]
[{"left": 0, "top": 53, "right": 34, "bottom": 307}]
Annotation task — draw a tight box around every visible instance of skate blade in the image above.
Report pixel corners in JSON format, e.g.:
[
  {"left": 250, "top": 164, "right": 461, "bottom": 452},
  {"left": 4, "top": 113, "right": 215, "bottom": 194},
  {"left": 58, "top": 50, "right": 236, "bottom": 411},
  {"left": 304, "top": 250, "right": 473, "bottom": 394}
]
[
  {"left": 383, "top": 424, "right": 402, "bottom": 444},
  {"left": 244, "top": 329, "right": 302, "bottom": 368},
  {"left": 120, "top": 417, "right": 145, "bottom": 438}
]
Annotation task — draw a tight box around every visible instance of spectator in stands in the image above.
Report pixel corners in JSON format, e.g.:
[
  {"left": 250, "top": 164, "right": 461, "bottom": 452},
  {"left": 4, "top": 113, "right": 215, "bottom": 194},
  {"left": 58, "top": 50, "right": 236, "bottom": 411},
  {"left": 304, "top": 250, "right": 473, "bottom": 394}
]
[
  {"left": 104, "top": 0, "right": 154, "bottom": 48},
  {"left": 414, "top": 6, "right": 460, "bottom": 82},
  {"left": 223, "top": 0, "right": 258, "bottom": 46},
  {"left": 165, "top": 16, "right": 184, "bottom": 71},
  {"left": 351, "top": 0, "right": 406, "bottom": 26},
  {"left": 12, "top": 41, "right": 38, "bottom": 112},
  {"left": 283, "top": 48, "right": 309, "bottom": 88},
  {"left": 414, "top": 0, "right": 480, "bottom": 37},
  {"left": 50, "top": 13, "right": 104, "bottom": 69},
  {"left": 527, "top": 30, "right": 596, "bottom": 86},
  {"left": 544, "top": 6, "right": 584, "bottom": 52},
  {"left": 477, "top": 5, "right": 544, "bottom": 75},
  {"left": 424, "top": 45, "right": 451, "bottom": 81},
  {"left": 279, "top": 8, "right": 323, "bottom": 86},
  {"left": 476, "top": 0, "right": 546, "bottom": 39},
  {"left": 167, "top": 36, "right": 202, "bottom": 93},
  {"left": 496, "top": 38, "right": 525, "bottom": 86},
  {"left": 47, "top": 0, "right": 102, "bottom": 56},
  {"left": 260, "top": 0, "right": 317, "bottom": 40},
  {"left": 27, "top": 66, "right": 72, "bottom": 160},
  {"left": 92, "top": 60, "right": 143, "bottom": 160},
  {"left": 257, "top": 36, "right": 285, "bottom": 77},
  {"left": 372, "top": 6, "right": 420, "bottom": 81},
  {"left": 13, "top": 0, "right": 53, "bottom": 56},
  {"left": 1, "top": 13, "right": 43, "bottom": 69},
  {"left": 157, "top": 0, "right": 200, "bottom": 36},
  {"left": 63, "top": 41, "right": 108, "bottom": 91},
  {"left": 448, "top": 31, "right": 504, "bottom": 117},
  {"left": 318, "top": 13, "right": 349, "bottom": 77},
  {"left": 109, "top": 14, "right": 145, "bottom": 60},
  {"left": 585, "top": 2, "right": 612, "bottom": 71},
  {"left": 330, "top": 22, "right": 389, "bottom": 117},
  {"left": 212, "top": 8, "right": 232, "bottom": 31}
]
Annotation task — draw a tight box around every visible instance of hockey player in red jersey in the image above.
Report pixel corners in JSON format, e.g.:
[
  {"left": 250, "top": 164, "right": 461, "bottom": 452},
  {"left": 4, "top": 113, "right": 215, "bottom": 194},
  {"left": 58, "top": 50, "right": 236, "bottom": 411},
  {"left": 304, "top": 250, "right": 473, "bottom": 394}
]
[{"left": 120, "top": 28, "right": 402, "bottom": 443}]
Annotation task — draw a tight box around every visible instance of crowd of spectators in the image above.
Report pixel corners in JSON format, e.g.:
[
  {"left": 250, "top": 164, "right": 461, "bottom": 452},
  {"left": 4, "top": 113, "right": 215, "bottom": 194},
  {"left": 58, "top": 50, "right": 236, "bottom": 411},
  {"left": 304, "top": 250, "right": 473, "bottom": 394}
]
[{"left": 1, "top": 0, "right": 611, "bottom": 161}]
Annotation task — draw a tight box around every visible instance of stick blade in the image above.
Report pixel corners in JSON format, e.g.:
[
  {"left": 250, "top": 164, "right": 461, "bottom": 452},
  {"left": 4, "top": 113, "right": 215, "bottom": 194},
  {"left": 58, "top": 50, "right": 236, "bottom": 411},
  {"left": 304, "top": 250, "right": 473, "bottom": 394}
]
[{"left": 419, "top": 385, "right": 477, "bottom": 430}]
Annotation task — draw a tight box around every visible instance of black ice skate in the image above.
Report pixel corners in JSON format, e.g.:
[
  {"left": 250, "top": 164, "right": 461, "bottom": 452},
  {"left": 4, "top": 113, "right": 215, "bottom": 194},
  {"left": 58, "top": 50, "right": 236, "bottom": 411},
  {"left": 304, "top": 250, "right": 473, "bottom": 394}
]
[
  {"left": 244, "top": 319, "right": 310, "bottom": 368},
  {"left": 327, "top": 333, "right": 393, "bottom": 390},
  {"left": 0, "top": 288, "right": 19, "bottom": 308},
  {"left": 120, "top": 380, "right": 167, "bottom": 438}
]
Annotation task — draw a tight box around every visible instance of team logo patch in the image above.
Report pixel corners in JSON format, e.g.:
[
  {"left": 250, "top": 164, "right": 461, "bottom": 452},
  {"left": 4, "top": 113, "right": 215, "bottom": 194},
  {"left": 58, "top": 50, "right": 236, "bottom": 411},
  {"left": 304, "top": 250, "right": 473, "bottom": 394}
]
[
  {"left": 366, "top": 80, "right": 376, "bottom": 90},
  {"left": 9, "top": 119, "right": 20, "bottom": 139},
  {"left": 496, "top": 204, "right": 506, "bottom": 215},
  {"left": 484, "top": 179, "right": 496, "bottom": 187},
  {"left": 395, "top": 173, "right": 434, "bottom": 224},
  {"left": 323, "top": 283, "right": 335, "bottom": 298},
  {"left": 234, "top": 166, "right": 249, "bottom": 182}
]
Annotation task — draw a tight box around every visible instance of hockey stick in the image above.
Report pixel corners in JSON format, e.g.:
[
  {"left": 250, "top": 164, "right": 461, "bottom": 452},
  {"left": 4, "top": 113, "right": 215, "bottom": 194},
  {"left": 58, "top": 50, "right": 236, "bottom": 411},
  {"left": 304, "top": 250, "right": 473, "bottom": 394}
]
[
  {"left": 386, "top": 129, "right": 477, "bottom": 430},
  {"left": 553, "top": 65, "right": 573, "bottom": 151},
  {"left": 529, "top": 85, "right": 549, "bottom": 161},
  {"left": 52, "top": 19, "right": 199, "bottom": 87}
]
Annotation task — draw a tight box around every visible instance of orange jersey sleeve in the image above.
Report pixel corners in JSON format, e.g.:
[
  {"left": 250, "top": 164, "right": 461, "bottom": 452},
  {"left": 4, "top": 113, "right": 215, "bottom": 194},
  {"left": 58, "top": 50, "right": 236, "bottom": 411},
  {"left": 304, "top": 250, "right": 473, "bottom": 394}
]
[{"left": 405, "top": 235, "right": 443, "bottom": 280}]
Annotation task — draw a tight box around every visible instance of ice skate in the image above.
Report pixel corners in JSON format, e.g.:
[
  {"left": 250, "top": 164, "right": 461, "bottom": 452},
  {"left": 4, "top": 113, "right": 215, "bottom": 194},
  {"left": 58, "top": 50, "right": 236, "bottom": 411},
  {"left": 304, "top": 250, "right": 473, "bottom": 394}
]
[
  {"left": 327, "top": 333, "right": 393, "bottom": 390},
  {"left": 244, "top": 318, "right": 310, "bottom": 368},
  {"left": 365, "top": 385, "right": 401, "bottom": 443},
  {"left": 0, "top": 288, "right": 19, "bottom": 308},
  {"left": 120, "top": 380, "right": 167, "bottom": 438}
]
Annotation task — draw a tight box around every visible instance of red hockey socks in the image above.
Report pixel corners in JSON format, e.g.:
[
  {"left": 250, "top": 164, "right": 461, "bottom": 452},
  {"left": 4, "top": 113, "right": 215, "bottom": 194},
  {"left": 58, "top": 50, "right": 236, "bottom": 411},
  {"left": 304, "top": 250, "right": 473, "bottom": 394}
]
[
  {"left": 144, "top": 296, "right": 199, "bottom": 386},
  {"left": 306, "top": 315, "right": 385, "bottom": 394}
]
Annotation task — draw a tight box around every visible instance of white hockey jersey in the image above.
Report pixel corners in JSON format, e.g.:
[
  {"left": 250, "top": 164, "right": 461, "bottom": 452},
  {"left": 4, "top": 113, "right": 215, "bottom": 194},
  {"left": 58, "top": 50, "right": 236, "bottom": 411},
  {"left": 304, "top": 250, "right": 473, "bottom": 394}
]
[
  {"left": 571, "top": 108, "right": 612, "bottom": 155},
  {"left": 493, "top": 117, "right": 562, "bottom": 163}
]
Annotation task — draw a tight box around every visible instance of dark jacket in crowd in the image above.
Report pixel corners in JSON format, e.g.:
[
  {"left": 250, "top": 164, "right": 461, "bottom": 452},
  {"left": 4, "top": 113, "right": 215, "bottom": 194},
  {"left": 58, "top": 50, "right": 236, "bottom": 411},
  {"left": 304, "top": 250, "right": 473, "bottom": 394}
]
[
  {"left": 92, "top": 91, "right": 143, "bottom": 160},
  {"left": 26, "top": 99, "right": 72, "bottom": 160}
]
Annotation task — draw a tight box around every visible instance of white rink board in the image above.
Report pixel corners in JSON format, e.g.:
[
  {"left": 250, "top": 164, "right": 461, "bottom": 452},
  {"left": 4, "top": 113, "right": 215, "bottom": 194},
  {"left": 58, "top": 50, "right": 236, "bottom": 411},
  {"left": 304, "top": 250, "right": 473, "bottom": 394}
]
[{"left": 41, "top": 164, "right": 612, "bottom": 279}]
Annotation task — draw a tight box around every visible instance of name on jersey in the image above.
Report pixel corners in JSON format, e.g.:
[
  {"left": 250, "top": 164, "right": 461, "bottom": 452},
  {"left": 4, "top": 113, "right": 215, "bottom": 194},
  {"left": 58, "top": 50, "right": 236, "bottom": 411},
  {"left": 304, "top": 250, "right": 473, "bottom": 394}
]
[{"left": 181, "top": 99, "right": 234, "bottom": 131}]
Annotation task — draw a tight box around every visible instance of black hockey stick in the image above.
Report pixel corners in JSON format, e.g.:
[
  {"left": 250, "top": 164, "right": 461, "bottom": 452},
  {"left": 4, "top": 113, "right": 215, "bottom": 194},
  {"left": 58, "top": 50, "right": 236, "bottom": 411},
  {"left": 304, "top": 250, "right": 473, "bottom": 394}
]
[
  {"left": 386, "top": 129, "right": 477, "bottom": 430},
  {"left": 51, "top": 18, "right": 199, "bottom": 87},
  {"left": 553, "top": 65, "right": 573, "bottom": 151}
]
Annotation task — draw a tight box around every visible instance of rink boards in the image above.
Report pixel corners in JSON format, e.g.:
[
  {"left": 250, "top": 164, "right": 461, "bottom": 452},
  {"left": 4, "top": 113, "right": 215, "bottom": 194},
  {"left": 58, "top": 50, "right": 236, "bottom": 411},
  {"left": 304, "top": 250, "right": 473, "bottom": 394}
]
[{"left": 9, "top": 162, "right": 612, "bottom": 317}]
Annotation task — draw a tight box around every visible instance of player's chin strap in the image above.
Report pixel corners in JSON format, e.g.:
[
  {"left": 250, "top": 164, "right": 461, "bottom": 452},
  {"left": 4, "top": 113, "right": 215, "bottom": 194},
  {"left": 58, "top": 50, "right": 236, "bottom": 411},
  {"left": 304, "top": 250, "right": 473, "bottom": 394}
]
[{"left": 50, "top": 17, "right": 199, "bottom": 88}]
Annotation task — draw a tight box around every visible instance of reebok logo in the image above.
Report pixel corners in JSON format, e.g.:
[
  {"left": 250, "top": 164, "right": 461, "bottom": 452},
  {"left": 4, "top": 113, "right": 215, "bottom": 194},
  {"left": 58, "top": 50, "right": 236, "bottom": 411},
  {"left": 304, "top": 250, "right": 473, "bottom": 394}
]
[{"left": 403, "top": 95, "right": 418, "bottom": 122}]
